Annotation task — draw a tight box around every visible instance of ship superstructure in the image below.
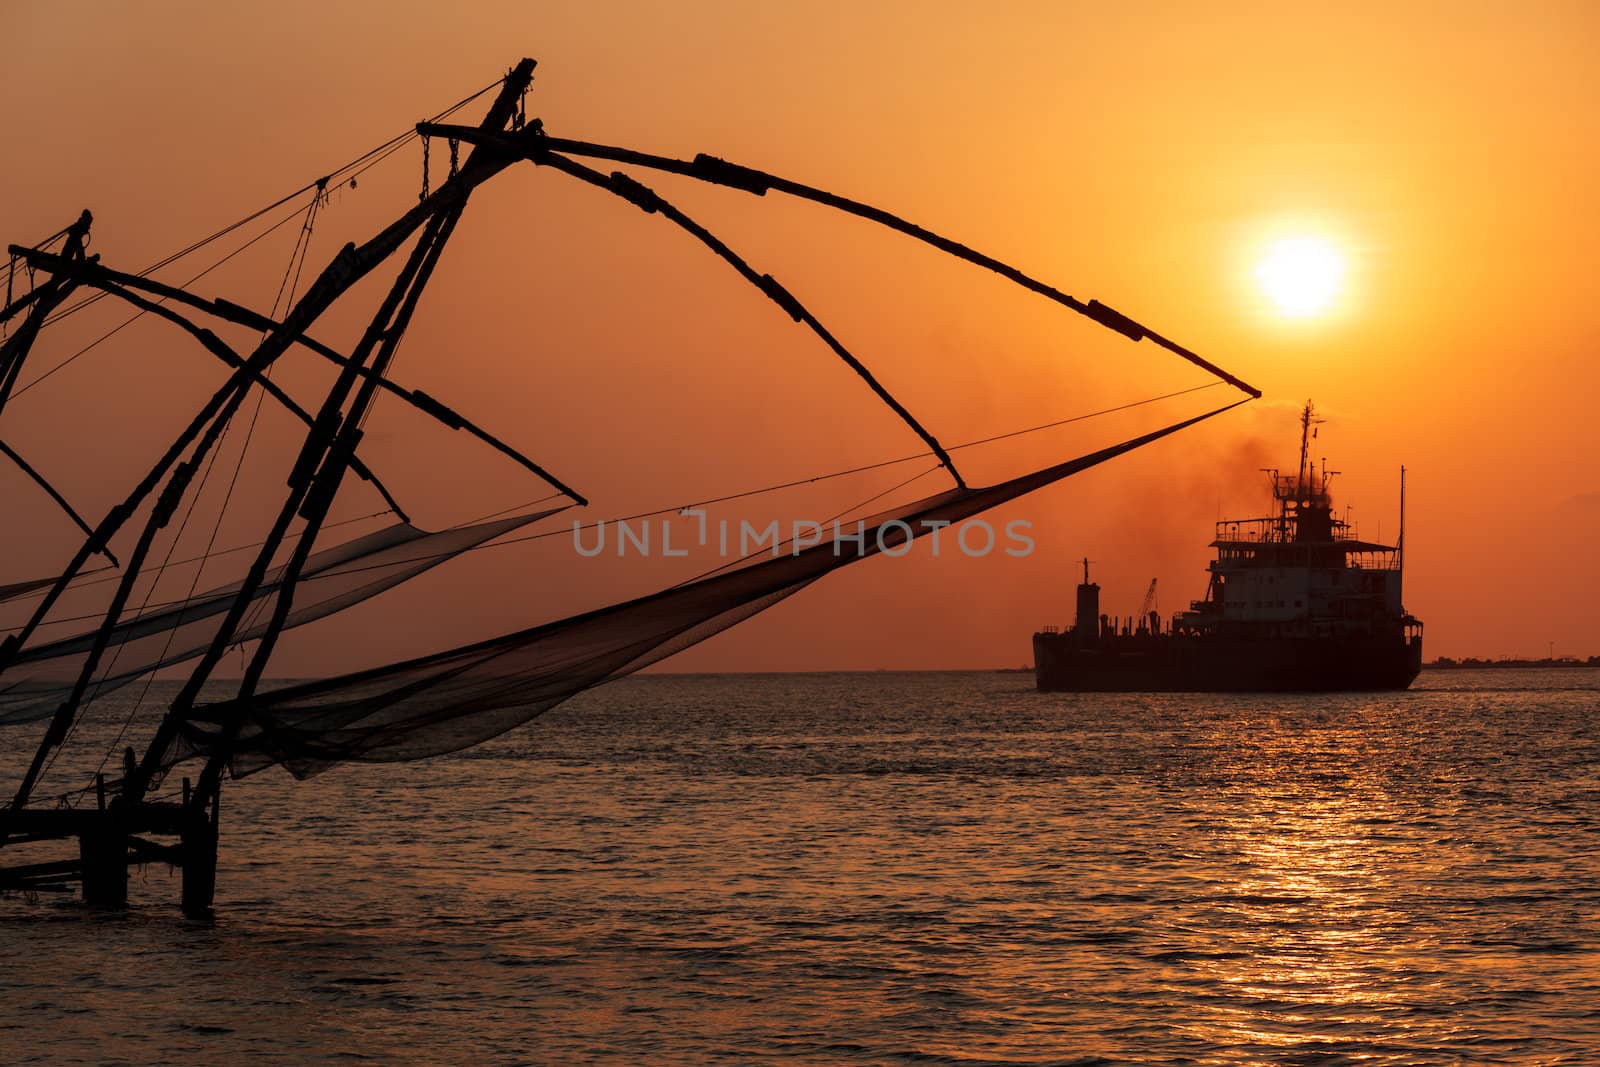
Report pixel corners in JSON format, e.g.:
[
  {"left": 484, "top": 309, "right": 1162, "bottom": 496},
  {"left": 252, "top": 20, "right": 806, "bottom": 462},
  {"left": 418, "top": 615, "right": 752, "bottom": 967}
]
[{"left": 1033, "top": 402, "right": 1423, "bottom": 691}]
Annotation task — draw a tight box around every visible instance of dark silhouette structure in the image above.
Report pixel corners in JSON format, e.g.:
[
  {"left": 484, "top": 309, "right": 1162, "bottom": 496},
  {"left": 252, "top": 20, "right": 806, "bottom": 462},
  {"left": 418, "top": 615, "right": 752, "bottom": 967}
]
[
  {"left": 0, "top": 58, "right": 1258, "bottom": 913},
  {"left": 1034, "top": 402, "right": 1424, "bottom": 691}
]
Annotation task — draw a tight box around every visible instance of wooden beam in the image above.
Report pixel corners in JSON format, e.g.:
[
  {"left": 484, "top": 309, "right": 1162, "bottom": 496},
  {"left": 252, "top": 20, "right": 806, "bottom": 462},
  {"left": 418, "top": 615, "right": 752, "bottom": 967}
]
[
  {"left": 417, "top": 124, "right": 1262, "bottom": 399},
  {"left": 10, "top": 249, "right": 584, "bottom": 505},
  {"left": 0, "top": 210, "right": 92, "bottom": 413},
  {"left": 127, "top": 59, "right": 541, "bottom": 808},
  {"left": 0, "top": 63, "right": 537, "bottom": 691},
  {"left": 0, "top": 437, "right": 112, "bottom": 560},
  {"left": 2, "top": 800, "right": 188, "bottom": 839},
  {"left": 0, "top": 858, "right": 83, "bottom": 883},
  {"left": 90, "top": 278, "right": 411, "bottom": 522}
]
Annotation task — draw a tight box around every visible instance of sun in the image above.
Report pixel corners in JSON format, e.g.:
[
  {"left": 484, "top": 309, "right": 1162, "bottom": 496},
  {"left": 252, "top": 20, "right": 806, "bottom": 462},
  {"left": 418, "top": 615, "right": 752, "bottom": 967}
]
[{"left": 1254, "top": 235, "right": 1345, "bottom": 317}]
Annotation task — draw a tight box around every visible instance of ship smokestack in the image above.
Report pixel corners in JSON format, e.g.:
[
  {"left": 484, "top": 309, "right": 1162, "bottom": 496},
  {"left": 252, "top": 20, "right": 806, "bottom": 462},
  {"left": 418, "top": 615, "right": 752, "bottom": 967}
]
[{"left": 1074, "top": 557, "right": 1100, "bottom": 645}]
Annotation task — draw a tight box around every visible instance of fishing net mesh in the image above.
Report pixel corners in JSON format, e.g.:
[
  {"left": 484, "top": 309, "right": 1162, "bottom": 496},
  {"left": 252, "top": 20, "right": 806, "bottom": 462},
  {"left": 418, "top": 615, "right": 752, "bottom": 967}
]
[
  {"left": 0, "top": 511, "right": 558, "bottom": 725},
  {"left": 159, "top": 405, "right": 1231, "bottom": 780}
]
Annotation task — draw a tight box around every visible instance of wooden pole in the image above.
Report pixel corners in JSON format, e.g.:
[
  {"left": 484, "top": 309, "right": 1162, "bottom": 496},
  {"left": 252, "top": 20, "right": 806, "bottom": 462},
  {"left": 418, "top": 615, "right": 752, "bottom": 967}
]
[
  {"left": 0, "top": 210, "right": 92, "bottom": 417},
  {"left": 5, "top": 252, "right": 585, "bottom": 506},
  {"left": 78, "top": 818, "right": 126, "bottom": 908},
  {"left": 418, "top": 125, "right": 1263, "bottom": 398},
  {"left": 181, "top": 63, "right": 538, "bottom": 802},
  {"left": 118, "top": 59, "right": 538, "bottom": 808},
  {"left": 180, "top": 788, "right": 218, "bottom": 918}
]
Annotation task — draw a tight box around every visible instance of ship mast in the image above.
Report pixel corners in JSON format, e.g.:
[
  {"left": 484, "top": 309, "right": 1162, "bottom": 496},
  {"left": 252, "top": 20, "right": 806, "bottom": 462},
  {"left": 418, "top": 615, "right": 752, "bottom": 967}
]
[
  {"left": 1398, "top": 464, "right": 1406, "bottom": 572},
  {"left": 1296, "top": 400, "right": 1313, "bottom": 504}
]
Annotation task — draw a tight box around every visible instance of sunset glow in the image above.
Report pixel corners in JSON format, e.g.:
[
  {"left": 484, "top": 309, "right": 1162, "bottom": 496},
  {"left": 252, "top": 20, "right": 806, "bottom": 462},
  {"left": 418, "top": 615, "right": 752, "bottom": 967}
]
[
  {"left": 1254, "top": 235, "right": 1346, "bottom": 318},
  {"left": 3, "top": 8, "right": 1600, "bottom": 1066},
  {"left": 1, "top": 3, "right": 1596, "bottom": 667}
]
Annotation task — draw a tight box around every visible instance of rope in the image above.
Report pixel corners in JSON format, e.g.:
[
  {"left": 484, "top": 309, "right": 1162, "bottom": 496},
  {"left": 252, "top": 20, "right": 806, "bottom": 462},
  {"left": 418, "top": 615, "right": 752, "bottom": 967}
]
[
  {"left": 539, "top": 152, "right": 968, "bottom": 489},
  {"left": 0, "top": 509, "right": 393, "bottom": 626},
  {"left": 2, "top": 383, "right": 1223, "bottom": 634},
  {"left": 12, "top": 74, "right": 512, "bottom": 804},
  {"left": 12, "top": 374, "right": 1222, "bottom": 802},
  {"left": 34, "top": 77, "right": 505, "bottom": 333},
  {"left": 44, "top": 398, "right": 241, "bottom": 802},
  {"left": 672, "top": 464, "right": 943, "bottom": 588},
  {"left": 79, "top": 409, "right": 245, "bottom": 802},
  {"left": 214, "top": 189, "right": 332, "bottom": 646},
  {"left": 4, "top": 73, "right": 1256, "bottom": 801},
  {"left": 419, "top": 134, "right": 431, "bottom": 202},
  {"left": 345, "top": 133, "right": 417, "bottom": 187},
  {"left": 8, "top": 199, "right": 315, "bottom": 401},
  {"left": 452, "top": 492, "right": 567, "bottom": 528},
  {"left": 192, "top": 384, "right": 1225, "bottom": 583},
  {"left": 50, "top": 197, "right": 339, "bottom": 800},
  {"left": 23, "top": 222, "right": 75, "bottom": 251},
  {"left": 486, "top": 381, "right": 1224, "bottom": 552},
  {"left": 523, "top": 134, "right": 1261, "bottom": 398},
  {"left": 946, "top": 381, "right": 1220, "bottom": 453}
]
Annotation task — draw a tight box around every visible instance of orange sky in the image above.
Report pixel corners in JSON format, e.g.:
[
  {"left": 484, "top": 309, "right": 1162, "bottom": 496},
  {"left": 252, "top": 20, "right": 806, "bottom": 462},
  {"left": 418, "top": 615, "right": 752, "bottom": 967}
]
[{"left": 3, "top": 2, "right": 1597, "bottom": 670}]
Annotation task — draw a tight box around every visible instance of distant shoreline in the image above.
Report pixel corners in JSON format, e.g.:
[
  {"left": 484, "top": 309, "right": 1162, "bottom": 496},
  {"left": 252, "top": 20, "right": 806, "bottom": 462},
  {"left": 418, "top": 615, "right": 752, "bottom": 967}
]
[{"left": 1426, "top": 658, "right": 1599, "bottom": 670}]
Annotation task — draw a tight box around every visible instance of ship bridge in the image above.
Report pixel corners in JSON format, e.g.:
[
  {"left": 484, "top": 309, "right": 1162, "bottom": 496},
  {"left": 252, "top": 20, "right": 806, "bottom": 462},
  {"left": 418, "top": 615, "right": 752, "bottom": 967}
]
[
  {"left": 1036, "top": 401, "right": 1423, "bottom": 691},
  {"left": 1178, "top": 402, "right": 1413, "bottom": 630},
  {"left": 1210, "top": 516, "right": 1400, "bottom": 571}
]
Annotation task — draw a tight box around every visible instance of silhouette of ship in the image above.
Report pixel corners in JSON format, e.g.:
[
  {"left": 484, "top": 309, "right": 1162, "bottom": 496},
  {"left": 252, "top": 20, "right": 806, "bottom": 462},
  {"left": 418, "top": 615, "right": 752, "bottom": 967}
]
[{"left": 1033, "top": 402, "right": 1423, "bottom": 691}]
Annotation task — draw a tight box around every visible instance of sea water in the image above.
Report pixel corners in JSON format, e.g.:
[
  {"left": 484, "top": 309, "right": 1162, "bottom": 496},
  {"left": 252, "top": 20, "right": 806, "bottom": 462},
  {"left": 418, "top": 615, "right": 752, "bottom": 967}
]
[{"left": 2, "top": 669, "right": 1597, "bottom": 1065}]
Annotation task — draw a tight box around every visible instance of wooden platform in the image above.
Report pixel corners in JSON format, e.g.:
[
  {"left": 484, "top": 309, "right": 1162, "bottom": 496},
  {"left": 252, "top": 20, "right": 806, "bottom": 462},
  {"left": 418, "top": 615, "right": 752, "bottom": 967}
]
[{"left": 1, "top": 791, "right": 218, "bottom": 915}]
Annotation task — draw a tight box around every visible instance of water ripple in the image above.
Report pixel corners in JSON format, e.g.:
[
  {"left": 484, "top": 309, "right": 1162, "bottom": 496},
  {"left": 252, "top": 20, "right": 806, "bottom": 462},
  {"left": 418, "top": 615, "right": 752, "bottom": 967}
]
[{"left": 2, "top": 669, "right": 1598, "bottom": 1064}]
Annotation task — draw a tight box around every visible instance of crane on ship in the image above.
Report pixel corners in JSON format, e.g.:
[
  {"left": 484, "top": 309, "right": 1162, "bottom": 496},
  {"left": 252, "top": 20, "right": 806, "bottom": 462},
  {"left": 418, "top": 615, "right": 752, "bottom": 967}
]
[{"left": 1138, "top": 578, "right": 1160, "bottom": 634}]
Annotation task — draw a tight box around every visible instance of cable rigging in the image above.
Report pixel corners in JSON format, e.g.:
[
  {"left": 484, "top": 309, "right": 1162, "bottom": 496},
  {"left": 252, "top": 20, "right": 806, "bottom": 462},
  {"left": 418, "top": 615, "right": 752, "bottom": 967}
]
[
  {"left": 18, "top": 77, "right": 506, "bottom": 337},
  {"left": 0, "top": 61, "right": 1262, "bottom": 908}
]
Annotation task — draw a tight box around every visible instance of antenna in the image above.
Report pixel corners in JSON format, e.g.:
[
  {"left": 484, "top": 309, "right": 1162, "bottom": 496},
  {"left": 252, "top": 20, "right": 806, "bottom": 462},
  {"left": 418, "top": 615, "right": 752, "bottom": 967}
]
[
  {"left": 1297, "top": 401, "right": 1312, "bottom": 497},
  {"left": 1295, "top": 401, "right": 1326, "bottom": 504},
  {"left": 1398, "top": 465, "right": 1406, "bottom": 571}
]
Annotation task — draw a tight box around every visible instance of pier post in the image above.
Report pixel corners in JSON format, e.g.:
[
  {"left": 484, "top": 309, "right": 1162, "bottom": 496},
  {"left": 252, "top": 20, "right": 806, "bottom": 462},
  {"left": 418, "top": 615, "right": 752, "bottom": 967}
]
[
  {"left": 78, "top": 819, "right": 127, "bottom": 908},
  {"left": 180, "top": 785, "right": 218, "bottom": 918}
]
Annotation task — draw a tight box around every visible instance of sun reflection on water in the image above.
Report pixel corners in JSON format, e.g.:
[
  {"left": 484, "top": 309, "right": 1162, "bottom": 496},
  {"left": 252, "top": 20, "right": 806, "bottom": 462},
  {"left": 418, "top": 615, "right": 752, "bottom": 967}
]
[{"left": 3, "top": 676, "right": 1597, "bottom": 1065}]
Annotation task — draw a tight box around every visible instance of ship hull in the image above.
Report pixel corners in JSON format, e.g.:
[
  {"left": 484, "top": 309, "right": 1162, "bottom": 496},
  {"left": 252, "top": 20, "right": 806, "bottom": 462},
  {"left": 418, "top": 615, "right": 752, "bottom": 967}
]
[{"left": 1032, "top": 631, "right": 1423, "bottom": 692}]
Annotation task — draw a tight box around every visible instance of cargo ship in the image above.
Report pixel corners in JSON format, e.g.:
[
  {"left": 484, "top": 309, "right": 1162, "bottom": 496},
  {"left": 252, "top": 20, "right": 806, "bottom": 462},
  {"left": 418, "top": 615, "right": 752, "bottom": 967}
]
[{"left": 1033, "top": 403, "right": 1423, "bottom": 691}]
